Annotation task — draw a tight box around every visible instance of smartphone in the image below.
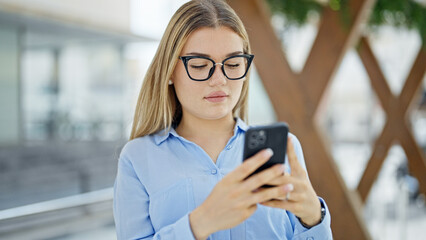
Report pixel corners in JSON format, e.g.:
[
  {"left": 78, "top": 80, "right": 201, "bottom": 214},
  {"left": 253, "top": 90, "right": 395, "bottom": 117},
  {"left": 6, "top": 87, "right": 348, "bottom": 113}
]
[{"left": 243, "top": 122, "right": 289, "bottom": 185}]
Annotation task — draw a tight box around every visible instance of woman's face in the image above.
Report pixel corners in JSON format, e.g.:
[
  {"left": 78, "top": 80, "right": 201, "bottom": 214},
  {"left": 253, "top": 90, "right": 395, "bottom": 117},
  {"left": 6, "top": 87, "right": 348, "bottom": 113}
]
[{"left": 172, "top": 26, "right": 246, "bottom": 121}]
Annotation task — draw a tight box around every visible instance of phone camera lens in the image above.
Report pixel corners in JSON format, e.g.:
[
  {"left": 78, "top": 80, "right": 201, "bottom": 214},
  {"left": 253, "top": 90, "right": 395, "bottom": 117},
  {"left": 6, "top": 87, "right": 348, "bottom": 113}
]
[
  {"left": 257, "top": 130, "right": 266, "bottom": 144},
  {"left": 249, "top": 140, "right": 257, "bottom": 149}
]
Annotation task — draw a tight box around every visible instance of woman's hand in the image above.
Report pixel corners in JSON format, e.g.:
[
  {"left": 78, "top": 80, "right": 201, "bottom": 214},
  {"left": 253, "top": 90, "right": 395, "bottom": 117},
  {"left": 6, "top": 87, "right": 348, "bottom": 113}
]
[
  {"left": 259, "top": 137, "right": 321, "bottom": 227},
  {"left": 189, "top": 148, "right": 286, "bottom": 240}
]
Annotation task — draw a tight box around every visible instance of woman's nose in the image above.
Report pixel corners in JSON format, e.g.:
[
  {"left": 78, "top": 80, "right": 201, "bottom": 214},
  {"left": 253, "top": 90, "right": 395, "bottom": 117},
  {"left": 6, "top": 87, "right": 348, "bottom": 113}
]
[{"left": 208, "top": 63, "right": 227, "bottom": 86}]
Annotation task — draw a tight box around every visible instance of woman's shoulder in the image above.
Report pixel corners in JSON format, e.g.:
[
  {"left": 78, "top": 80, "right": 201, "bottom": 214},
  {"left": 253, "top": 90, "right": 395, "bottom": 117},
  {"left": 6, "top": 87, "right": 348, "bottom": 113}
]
[
  {"left": 288, "top": 132, "right": 301, "bottom": 147},
  {"left": 119, "top": 133, "right": 162, "bottom": 160}
]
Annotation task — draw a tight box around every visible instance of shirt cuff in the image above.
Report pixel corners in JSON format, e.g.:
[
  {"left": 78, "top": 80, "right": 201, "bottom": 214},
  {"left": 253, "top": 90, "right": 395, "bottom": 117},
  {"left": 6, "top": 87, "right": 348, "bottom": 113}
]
[
  {"left": 292, "top": 197, "right": 332, "bottom": 239},
  {"left": 174, "top": 213, "right": 197, "bottom": 240}
]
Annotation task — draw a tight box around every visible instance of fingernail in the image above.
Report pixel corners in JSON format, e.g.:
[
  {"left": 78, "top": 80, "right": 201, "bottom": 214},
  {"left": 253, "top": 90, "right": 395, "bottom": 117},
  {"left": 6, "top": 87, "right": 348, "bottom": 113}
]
[
  {"left": 264, "top": 148, "right": 273, "bottom": 157},
  {"left": 280, "top": 164, "right": 286, "bottom": 173},
  {"left": 283, "top": 183, "right": 294, "bottom": 192}
]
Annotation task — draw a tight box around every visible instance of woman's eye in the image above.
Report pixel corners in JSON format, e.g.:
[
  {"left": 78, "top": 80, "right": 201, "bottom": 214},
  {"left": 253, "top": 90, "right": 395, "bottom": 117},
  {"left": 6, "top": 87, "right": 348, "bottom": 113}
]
[
  {"left": 190, "top": 64, "right": 207, "bottom": 69},
  {"left": 226, "top": 63, "right": 240, "bottom": 68}
]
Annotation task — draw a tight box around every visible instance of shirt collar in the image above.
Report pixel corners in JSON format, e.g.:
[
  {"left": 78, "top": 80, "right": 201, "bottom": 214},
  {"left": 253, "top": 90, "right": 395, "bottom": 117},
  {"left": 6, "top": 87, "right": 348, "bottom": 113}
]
[
  {"left": 234, "top": 117, "right": 249, "bottom": 134},
  {"left": 153, "top": 118, "right": 248, "bottom": 145}
]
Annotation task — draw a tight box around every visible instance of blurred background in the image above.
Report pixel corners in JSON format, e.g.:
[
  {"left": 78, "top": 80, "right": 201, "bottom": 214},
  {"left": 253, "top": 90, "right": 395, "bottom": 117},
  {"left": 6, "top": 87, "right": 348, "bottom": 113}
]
[{"left": 0, "top": 0, "right": 425, "bottom": 239}]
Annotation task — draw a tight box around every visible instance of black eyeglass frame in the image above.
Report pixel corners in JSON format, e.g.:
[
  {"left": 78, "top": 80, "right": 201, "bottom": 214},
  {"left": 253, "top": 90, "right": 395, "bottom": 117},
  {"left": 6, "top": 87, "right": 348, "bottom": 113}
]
[{"left": 179, "top": 54, "right": 254, "bottom": 81}]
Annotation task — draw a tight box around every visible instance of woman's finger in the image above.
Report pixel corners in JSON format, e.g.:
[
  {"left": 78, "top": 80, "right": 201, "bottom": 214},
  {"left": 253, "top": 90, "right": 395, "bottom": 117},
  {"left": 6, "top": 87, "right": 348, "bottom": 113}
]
[
  {"left": 258, "top": 177, "right": 306, "bottom": 201},
  {"left": 241, "top": 163, "right": 286, "bottom": 191},
  {"left": 225, "top": 148, "right": 273, "bottom": 183},
  {"left": 252, "top": 184, "right": 293, "bottom": 204},
  {"left": 246, "top": 181, "right": 297, "bottom": 204},
  {"left": 248, "top": 185, "right": 287, "bottom": 204},
  {"left": 261, "top": 172, "right": 288, "bottom": 186},
  {"left": 260, "top": 199, "right": 296, "bottom": 210},
  {"left": 287, "top": 137, "right": 306, "bottom": 178},
  {"left": 261, "top": 168, "right": 301, "bottom": 189}
]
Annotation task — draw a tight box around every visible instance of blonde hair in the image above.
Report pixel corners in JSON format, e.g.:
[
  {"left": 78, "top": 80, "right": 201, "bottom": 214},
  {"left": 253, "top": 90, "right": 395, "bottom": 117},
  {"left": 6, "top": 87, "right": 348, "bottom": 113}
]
[{"left": 130, "top": 0, "right": 252, "bottom": 140}]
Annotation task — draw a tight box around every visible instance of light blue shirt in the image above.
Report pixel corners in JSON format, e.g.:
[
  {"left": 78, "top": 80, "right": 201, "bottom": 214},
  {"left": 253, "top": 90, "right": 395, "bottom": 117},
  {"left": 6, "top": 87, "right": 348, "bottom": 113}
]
[{"left": 113, "top": 118, "right": 332, "bottom": 239}]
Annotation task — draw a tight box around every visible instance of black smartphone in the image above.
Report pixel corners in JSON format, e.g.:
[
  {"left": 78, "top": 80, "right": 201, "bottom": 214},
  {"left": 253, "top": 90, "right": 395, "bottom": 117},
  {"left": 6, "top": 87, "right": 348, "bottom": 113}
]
[{"left": 243, "top": 122, "right": 289, "bottom": 185}]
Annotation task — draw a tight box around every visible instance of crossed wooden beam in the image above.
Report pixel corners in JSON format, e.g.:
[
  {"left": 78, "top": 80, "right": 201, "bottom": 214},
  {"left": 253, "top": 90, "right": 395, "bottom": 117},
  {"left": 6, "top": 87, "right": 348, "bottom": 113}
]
[
  {"left": 357, "top": 37, "right": 426, "bottom": 202},
  {"left": 229, "top": 0, "right": 425, "bottom": 239}
]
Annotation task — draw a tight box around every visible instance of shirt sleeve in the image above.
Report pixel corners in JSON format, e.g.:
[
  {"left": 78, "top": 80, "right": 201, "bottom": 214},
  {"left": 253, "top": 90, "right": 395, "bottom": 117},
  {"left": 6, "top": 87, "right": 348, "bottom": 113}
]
[
  {"left": 113, "top": 155, "right": 196, "bottom": 240},
  {"left": 288, "top": 135, "right": 333, "bottom": 239},
  {"left": 289, "top": 197, "right": 333, "bottom": 240}
]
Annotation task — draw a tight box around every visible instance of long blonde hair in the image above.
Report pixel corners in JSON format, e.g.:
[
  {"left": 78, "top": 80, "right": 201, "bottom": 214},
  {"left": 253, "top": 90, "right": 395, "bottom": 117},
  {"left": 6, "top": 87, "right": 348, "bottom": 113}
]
[{"left": 130, "top": 0, "right": 252, "bottom": 140}]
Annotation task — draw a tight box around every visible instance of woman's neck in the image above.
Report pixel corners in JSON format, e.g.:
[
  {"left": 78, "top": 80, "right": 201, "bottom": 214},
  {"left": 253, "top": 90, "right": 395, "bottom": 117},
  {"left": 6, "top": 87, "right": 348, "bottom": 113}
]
[{"left": 176, "top": 114, "right": 235, "bottom": 140}]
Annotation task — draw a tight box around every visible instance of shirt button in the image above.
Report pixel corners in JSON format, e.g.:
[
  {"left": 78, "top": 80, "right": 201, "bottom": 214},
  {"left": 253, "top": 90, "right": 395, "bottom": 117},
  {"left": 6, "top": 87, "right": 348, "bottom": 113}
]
[
  {"left": 211, "top": 169, "right": 217, "bottom": 175},
  {"left": 226, "top": 145, "right": 232, "bottom": 150},
  {"left": 307, "top": 237, "right": 314, "bottom": 240}
]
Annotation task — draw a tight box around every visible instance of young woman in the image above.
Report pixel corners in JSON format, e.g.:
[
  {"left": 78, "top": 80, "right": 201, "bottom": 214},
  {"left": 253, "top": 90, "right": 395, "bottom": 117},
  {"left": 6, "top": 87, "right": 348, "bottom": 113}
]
[{"left": 113, "top": 0, "right": 332, "bottom": 239}]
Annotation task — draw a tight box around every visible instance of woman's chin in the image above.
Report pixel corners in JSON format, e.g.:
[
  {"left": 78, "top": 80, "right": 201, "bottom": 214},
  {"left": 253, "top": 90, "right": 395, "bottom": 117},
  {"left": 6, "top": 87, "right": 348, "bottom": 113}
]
[{"left": 198, "top": 110, "right": 233, "bottom": 121}]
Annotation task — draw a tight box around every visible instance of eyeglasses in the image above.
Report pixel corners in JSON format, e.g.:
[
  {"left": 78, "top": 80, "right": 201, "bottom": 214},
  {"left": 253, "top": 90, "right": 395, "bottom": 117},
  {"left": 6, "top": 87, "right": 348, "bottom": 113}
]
[{"left": 179, "top": 54, "right": 254, "bottom": 81}]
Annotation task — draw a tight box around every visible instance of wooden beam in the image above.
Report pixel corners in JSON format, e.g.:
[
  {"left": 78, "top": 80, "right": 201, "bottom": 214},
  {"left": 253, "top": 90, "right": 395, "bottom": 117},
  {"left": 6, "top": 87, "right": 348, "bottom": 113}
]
[
  {"left": 299, "top": 0, "right": 377, "bottom": 114},
  {"left": 357, "top": 122, "right": 394, "bottom": 201},
  {"left": 398, "top": 124, "right": 426, "bottom": 195},
  {"left": 357, "top": 38, "right": 394, "bottom": 114},
  {"left": 398, "top": 49, "right": 426, "bottom": 195},
  {"left": 356, "top": 38, "right": 396, "bottom": 201},
  {"left": 399, "top": 49, "right": 426, "bottom": 112},
  {"left": 357, "top": 37, "right": 426, "bottom": 201}
]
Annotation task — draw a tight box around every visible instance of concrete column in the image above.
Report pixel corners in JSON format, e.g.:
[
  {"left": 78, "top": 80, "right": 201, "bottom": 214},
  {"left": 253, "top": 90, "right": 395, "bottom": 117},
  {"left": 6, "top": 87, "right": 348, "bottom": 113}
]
[{"left": 0, "top": 26, "right": 21, "bottom": 145}]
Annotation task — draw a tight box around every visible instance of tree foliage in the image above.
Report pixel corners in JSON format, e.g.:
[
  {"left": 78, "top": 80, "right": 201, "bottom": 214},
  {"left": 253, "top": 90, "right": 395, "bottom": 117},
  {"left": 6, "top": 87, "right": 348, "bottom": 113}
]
[{"left": 266, "top": 0, "right": 426, "bottom": 44}]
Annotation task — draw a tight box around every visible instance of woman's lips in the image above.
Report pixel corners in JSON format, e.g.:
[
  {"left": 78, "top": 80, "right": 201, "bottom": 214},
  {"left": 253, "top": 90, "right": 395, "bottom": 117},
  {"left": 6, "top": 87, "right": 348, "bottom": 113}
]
[{"left": 205, "top": 91, "right": 228, "bottom": 103}]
